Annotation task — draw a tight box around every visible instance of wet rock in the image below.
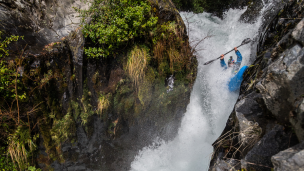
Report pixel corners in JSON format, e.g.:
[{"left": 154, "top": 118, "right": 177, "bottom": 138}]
[
  {"left": 239, "top": 0, "right": 264, "bottom": 24},
  {"left": 292, "top": 18, "right": 304, "bottom": 46},
  {"left": 76, "top": 125, "right": 88, "bottom": 149},
  {"left": 276, "top": 30, "right": 294, "bottom": 50},
  {"left": 234, "top": 93, "right": 264, "bottom": 146},
  {"left": 68, "top": 28, "right": 85, "bottom": 66},
  {"left": 67, "top": 28, "right": 85, "bottom": 99},
  {"left": 67, "top": 165, "right": 86, "bottom": 171},
  {"left": 272, "top": 141, "right": 304, "bottom": 171},
  {"left": 256, "top": 44, "right": 304, "bottom": 124},
  {"left": 211, "top": 157, "right": 241, "bottom": 171},
  {"left": 239, "top": 0, "right": 287, "bottom": 24},
  {"left": 51, "top": 161, "right": 66, "bottom": 171},
  {"left": 242, "top": 125, "right": 293, "bottom": 171},
  {"left": 290, "top": 98, "right": 304, "bottom": 142}
]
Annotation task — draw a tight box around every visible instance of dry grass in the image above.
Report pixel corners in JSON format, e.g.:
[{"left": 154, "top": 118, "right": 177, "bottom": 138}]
[
  {"left": 7, "top": 127, "right": 36, "bottom": 170},
  {"left": 168, "top": 47, "right": 184, "bottom": 73},
  {"left": 153, "top": 41, "right": 165, "bottom": 63},
  {"left": 126, "top": 45, "right": 150, "bottom": 89},
  {"left": 213, "top": 122, "right": 262, "bottom": 159}
]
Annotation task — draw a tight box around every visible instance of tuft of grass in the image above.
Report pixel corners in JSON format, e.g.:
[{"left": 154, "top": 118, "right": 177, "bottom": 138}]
[
  {"left": 153, "top": 41, "right": 165, "bottom": 63},
  {"left": 213, "top": 122, "right": 262, "bottom": 159},
  {"left": 7, "top": 126, "right": 37, "bottom": 170},
  {"left": 168, "top": 47, "right": 184, "bottom": 73},
  {"left": 126, "top": 45, "right": 150, "bottom": 89},
  {"left": 97, "top": 93, "right": 110, "bottom": 116}
]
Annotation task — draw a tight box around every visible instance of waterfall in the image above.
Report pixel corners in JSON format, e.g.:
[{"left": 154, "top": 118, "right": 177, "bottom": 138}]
[{"left": 130, "top": 2, "right": 274, "bottom": 171}]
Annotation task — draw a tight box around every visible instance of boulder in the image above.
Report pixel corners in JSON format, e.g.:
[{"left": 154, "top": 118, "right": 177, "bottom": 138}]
[
  {"left": 290, "top": 98, "right": 304, "bottom": 142},
  {"left": 242, "top": 125, "right": 293, "bottom": 171},
  {"left": 234, "top": 92, "right": 264, "bottom": 149},
  {"left": 211, "top": 157, "right": 241, "bottom": 171},
  {"left": 292, "top": 18, "right": 304, "bottom": 46},
  {"left": 272, "top": 141, "right": 304, "bottom": 171},
  {"left": 256, "top": 44, "right": 304, "bottom": 125}
]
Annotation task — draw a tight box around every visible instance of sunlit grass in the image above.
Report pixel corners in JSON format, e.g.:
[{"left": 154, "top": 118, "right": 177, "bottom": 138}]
[
  {"left": 97, "top": 93, "right": 110, "bottom": 115},
  {"left": 126, "top": 45, "right": 150, "bottom": 89}
]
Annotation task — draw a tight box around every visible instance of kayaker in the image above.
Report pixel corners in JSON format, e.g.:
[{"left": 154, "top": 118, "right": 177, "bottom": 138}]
[
  {"left": 220, "top": 47, "right": 249, "bottom": 92},
  {"left": 220, "top": 47, "right": 242, "bottom": 74}
]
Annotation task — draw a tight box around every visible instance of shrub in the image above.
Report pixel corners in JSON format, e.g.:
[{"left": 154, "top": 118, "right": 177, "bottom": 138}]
[
  {"left": 77, "top": 0, "right": 158, "bottom": 58},
  {"left": 0, "top": 31, "right": 23, "bottom": 99}
]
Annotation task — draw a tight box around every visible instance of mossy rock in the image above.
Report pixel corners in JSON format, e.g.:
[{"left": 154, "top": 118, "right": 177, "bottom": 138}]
[{"left": 138, "top": 67, "right": 156, "bottom": 106}]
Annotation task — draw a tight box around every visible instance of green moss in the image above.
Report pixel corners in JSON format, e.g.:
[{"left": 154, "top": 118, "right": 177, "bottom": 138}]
[
  {"left": 124, "top": 95, "right": 135, "bottom": 113},
  {"left": 138, "top": 67, "right": 155, "bottom": 106},
  {"left": 50, "top": 110, "right": 76, "bottom": 151},
  {"left": 158, "top": 61, "right": 170, "bottom": 75}
]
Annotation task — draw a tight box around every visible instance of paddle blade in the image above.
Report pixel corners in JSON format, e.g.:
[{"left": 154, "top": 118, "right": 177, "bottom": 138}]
[
  {"left": 241, "top": 38, "right": 252, "bottom": 45},
  {"left": 203, "top": 59, "right": 217, "bottom": 65}
]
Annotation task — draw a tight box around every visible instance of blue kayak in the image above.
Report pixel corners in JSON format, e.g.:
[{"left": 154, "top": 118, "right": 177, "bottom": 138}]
[{"left": 228, "top": 65, "right": 248, "bottom": 92}]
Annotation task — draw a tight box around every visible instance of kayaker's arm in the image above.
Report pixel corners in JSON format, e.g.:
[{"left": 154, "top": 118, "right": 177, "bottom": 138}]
[
  {"left": 220, "top": 54, "right": 227, "bottom": 69},
  {"left": 235, "top": 47, "right": 243, "bottom": 64}
]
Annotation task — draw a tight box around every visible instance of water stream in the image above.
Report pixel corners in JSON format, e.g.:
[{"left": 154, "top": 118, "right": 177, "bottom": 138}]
[{"left": 130, "top": 3, "right": 272, "bottom": 171}]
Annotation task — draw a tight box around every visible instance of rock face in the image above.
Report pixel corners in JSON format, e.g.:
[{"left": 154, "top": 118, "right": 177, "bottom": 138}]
[
  {"left": 0, "top": 0, "right": 88, "bottom": 54},
  {"left": 292, "top": 18, "right": 304, "bottom": 46},
  {"left": 272, "top": 141, "right": 304, "bottom": 171},
  {"left": 0, "top": 0, "right": 197, "bottom": 171},
  {"left": 209, "top": 0, "right": 304, "bottom": 170}
]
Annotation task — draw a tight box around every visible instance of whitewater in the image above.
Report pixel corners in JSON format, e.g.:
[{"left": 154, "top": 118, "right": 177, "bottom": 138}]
[{"left": 130, "top": 3, "right": 272, "bottom": 171}]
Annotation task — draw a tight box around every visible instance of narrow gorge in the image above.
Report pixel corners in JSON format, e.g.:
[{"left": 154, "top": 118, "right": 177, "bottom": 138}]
[{"left": 0, "top": 0, "right": 303, "bottom": 171}]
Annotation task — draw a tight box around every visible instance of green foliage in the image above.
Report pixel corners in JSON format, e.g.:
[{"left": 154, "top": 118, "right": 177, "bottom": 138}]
[
  {"left": 77, "top": 0, "right": 158, "bottom": 58},
  {"left": 50, "top": 84, "right": 94, "bottom": 148},
  {"left": 51, "top": 111, "right": 75, "bottom": 147},
  {"left": 80, "top": 88, "right": 95, "bottom": 125},
  {"left": 0, "top": 31, "right": 20, "bottom": 58},
  {"left": 28, "top": 166, "right": 42, "bottom": 171},
  {"left": 0, "top": 31, "right": 24, "bottom": 99},
  {"left": 0, "top": 147, "right": 17, "bottom": 171}
]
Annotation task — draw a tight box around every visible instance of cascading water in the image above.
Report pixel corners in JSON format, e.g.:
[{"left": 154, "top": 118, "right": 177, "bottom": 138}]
[{"left": 130, "top": 2, "right": 274, "bottom": 171}]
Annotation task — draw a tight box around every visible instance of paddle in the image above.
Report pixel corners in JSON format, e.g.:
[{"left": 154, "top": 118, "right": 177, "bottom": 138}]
[{"left": 203, "top": 38, "right": 252, "bottom": 65}]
